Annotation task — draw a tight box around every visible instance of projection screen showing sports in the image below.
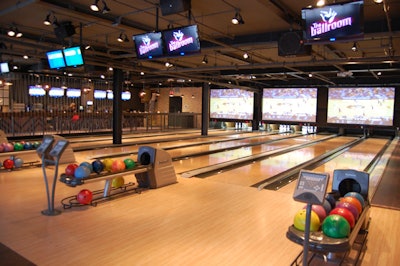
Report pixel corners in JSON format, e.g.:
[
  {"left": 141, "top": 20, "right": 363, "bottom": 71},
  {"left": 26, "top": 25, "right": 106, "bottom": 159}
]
[
  {"left": 262, "top": 88, "right": 317, "bottom": 122},
  {"left": 327, "top": 87, "right": 395, "bottom": 126},
  {"left": 210, "top": 89, "right": 254, "bottom": 120}
]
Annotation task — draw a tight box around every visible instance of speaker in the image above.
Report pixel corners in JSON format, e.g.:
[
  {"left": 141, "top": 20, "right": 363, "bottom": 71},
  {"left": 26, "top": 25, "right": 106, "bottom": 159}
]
[
  {"left": 160, "top": 0, "right": 191, "bottom": 16},
  {"left": 54, "top": 22, "right": 76, "bottom": 39},
  {"left": 278, "top": 31, "right": 311, "bottom": 57},
  {"left": 332, "top": 169, "right": 369, "bottom": 200}
]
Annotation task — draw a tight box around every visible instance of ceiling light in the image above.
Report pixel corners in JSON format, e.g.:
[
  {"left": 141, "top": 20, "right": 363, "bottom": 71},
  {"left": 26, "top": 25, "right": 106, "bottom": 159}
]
[
  {"left": 352, "top": 42, "right": 357, "bottom": 52},
  {"left": 316, "top": 0, "right": 325, "bottom": 7},
  {"left": 232, "top": 11, "right": 244, "bottom": 25},
  {"left": 102, "top": 1, "right": 111, "bottom": 14},
  {"left": 202, "top": 55, "right": 208, "bottom": 64},
  {"left": 243, "top": 53, "right": 249, "bottom": 59},
  {"left": 23, "top": 55, "right": 29, "bottom": 59},
  {"left": 117, "top": 33, "right": 129, "bottom": 42},
  {"left": 7, "top": 28, "right": 16, "bottom": 37},
  {"left": 377, "top": 71, "right": 382, "bottom": 76},
  {"left": 374, "top": 0, "right": 383, "bottom": 3},
  {"left": 15, "top": 29, "right": 22, "bottom": 38},
  {"left": 43, "top": 13, "right": 52, "bottom": 25},
  {"left": 90, "top": 0, "right": 100, "bottom": 12}
]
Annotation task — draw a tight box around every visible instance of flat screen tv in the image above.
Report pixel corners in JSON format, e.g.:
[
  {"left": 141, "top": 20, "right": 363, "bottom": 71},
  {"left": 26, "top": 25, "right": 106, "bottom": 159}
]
[
  {"left": 327, "top": 87, "right": 395, "bottom": 126},
  {"left": 302, "top": 0, "right": 364, "bottom": 43},
  {"left": 107, "top": 91, "right": 114, "bottom": 100},
  {"left": 163, "top": 24, "right": 201, "bottom": 56},
  {"left": 0, "top": 62, "right": 10, "bottom": 73},
  {"left": 66, "top": 88, "right": 81, "bottom": 98},
  {"left": 28, "top": 85, "right": 46, "bottom": 97},
  {"left": 63, "top": 46, "right": 84, "bottom": 67},
  {"left": 94, "top": 90, "right": 107, "bottom": 99},
  {"left": 210, "top": 88, "right": 254, "bottom": 120},
  {"left": 262, "top": 88, "right": 317, "bottom": 123},
  {"left": 46, "top": 49, "right": 66, "bottom": 69},
  {"left": 48, "top": 87, "right": 65, "bottom": 98},
  {"left": 133, "top": 32, "right": 164, "bottom": 59},
  {"left": 121, "top": 91, "right": 131, "bottom": 101}
]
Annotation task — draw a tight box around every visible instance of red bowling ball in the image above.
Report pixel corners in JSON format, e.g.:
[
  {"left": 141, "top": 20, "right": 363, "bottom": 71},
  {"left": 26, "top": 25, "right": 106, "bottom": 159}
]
[
  {"left": 330, "top": 207, "right": 355, "bottom": 228},
  {"left": 3, "top": 159, "right": 14, "bottom": 169},
  {"left": 65, "top": 163, "right": 79, "bottom": 176},
  {"left": 76, "top": 189, "right": 93, "bottom": 205}
]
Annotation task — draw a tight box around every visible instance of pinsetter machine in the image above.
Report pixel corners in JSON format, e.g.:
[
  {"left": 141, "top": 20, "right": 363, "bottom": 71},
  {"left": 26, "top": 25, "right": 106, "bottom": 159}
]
[{"left": 286, "top": 169, "right": 370, "bottom": 265}]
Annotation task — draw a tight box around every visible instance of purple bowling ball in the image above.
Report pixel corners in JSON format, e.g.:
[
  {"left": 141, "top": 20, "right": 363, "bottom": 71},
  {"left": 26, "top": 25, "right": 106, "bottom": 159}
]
[{"left": 336, "top": 201, "right": 359, "bottom": 221}]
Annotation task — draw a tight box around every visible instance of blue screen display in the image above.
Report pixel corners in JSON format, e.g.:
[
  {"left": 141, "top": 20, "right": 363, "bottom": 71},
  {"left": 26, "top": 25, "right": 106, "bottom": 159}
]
[
  {"left": 46, "top": 50, "right": 66, "bottom": 69},
  {"left": 63, "top": 46, "right": 84, "bottom": 67}
]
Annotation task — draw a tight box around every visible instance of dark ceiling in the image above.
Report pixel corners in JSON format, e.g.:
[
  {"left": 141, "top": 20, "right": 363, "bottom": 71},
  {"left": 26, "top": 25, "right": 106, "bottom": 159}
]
[{"left": 0, "top": 0, "right": 399, "bottom": 89}]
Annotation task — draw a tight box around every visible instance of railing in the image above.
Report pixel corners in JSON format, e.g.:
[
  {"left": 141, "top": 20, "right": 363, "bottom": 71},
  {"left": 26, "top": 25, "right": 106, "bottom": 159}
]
[{"left": 0, "top": 111, "right": 201, "bottom": 137}]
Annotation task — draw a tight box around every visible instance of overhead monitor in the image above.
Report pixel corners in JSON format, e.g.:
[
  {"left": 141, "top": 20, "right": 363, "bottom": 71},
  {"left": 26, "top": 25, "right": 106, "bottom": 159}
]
[
  {"left": 163, "top": 24, "right": 201, "bottom": 56},
  {"left": 327, "top": 87, "right": 395, "bottom": 126},
  {"left": 0, "top": 62, "right": 10, "bottom": 73},
  {"left": 262, "top": 88, "right": 318, "bottom": 123},
  {"left": 94, "top": 90, "right": 107, "bottom": 99},
  {"left": 66, "top": 88, "right": 81, "bottom": 98},
  {"left": 107, "top": 91, "right": 114, "bottom": 100},
  {"left": 121, "top": 91, "right": 131, "bottom": 101},
  {"left": 28, "top": 85, "right": 46, "bottom": 97},
  {"left": 133, "top": 32, "right": 164, "bottom": 59},
  {"left": 48, "top": 87, "right": 65, "bottom": 98},
  {"left": 302, "top": 0, "right": 364, "bottom": 44},
  {"left": 46, "top": 49, "right": 66, "bottom": 69},
  {"left": 63, "top": 46, "right": 84, "bottom": 67},
  {"left": 210, "top": 88, "right": 254, "bottom": 120}
]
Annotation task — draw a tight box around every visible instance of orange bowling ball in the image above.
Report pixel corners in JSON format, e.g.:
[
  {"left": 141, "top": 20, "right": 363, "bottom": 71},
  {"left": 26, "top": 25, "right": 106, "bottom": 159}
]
[
  {"left": 339, "top": 196, "right": 362, "bottom": 214},
  {"left": 111, "top": 159, "right": 126, "bottom": 172}
]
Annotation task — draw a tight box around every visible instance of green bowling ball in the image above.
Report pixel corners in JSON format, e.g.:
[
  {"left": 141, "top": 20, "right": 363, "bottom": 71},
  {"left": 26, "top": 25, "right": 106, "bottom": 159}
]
[
  {"left": 14, "top": 142, "right": 24, "bottom": 151},
  {"left": 124, "top": 158, "right": 136, "bottom": 169},
  {"left": 322, "top": 214, "right": 350, "bottom": 238}
]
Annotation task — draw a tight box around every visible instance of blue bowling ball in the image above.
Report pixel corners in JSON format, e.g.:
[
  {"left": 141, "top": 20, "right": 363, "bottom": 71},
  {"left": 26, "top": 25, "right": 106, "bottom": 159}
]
[
  {"left": 74, "top": 166, "right": 91, "bottom": 179},
  {"left": 80, "top": 161, "right": 93, "bottom": 173},
  {"left": 91, "top": 159, "right": 104, "bottom": 174},
  {"left": 14, "top": 157, "right": 24, "bottom": 168},
  {"left": 23, "top": 142, "right": 33, "bottom": 150},
  {"left": 344, "top": 192, "right": 365, "bottom": 209}
]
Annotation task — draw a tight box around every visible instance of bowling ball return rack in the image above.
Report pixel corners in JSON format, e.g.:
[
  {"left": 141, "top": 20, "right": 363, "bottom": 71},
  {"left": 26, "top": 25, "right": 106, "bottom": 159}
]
[
  {"left": 287, "top": 169, "right": 371, "bottom": 265},
  {"left": 59, "top": 165, "right": 150, "bottom": 208}
]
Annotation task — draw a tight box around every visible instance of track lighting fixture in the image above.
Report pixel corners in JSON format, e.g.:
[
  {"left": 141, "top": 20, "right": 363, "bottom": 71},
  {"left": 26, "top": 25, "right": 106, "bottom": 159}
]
[
  {"left": 117, "top": 33, "right": 129, "bottom": 42},
  {"left": 202, "top": 55, "right": 208, "bottom": 64},
  {"left": 43, "top": 12, "right": 59, "bottom": 28},
  {"left": 43, "top": 13, "right": 52, "bottom": 25},
  {"left": 90, "top": 0, "right": 100, "bottom": 11},
  {"left": 373, "top": 0, "right": 383, "bottom": 3},
  {"left": 7, "top": 26, "right": 22, "bottom": 38},
  {"left": 316, "top": 0, "right": 326, "bottom": 7},
  {"left": 352, "top": 42, "right": 358, "bottom": 52},
  {"left": 243, "top": 53, "right": 249, "bottom": 59},
  {"left": 231, "top": 11, "right": 244, "bottom": 25},
  {"left": 90, "top": 0, "right": 111, "bottom": 13}
]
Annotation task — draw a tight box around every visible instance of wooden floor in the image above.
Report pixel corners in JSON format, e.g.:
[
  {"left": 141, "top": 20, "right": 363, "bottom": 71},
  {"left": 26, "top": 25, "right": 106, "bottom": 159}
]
[{"left": 0, "top": 131, "right": 399, "bottom": 265}]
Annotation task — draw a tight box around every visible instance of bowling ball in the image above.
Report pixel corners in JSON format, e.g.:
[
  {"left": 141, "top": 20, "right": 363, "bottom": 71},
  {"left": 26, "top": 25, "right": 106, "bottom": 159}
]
[
  {"left": 322, "top": 200, "right": 332, "bottom": 215},
  {"left": 330, "top": 207, "right": 355, "bottom": 228},
  {"left": 80, "top": 162, "right": 93, "bottom": 173},
  {"left": 92, "top": 160, "right": 104, "bottom": 174},
  {"left": 32, "top": 141, "right": 41, "bottom": 149},
  {"left": 339, "top": 196, "right": 362, "bottom": 214},
  {"left": 325, "top": 193, "right": 338, "bottom": 210},
  {"left": 77, "top": 189, "right": 93, "bottom": 205},
  {"left": 111, "top": 159, "right": 126, "bottom": 172},
  {"left": 23, "top": 142, "right": 33, "bottom": 150},
  {"left": 124, "top": 158, "right": 136, "bottom": 169},
  {"left": 303, "top": 204, "right": 326, "bottom": 223},
  {"left": 293, "top": 209, "right": 320, "bottom": 232},
  {"left": 65, "top": 163, "right": 79, "bottom": 176},
  {"left": 322, "top": 214, "right": 350, "bottom": 238},
  {"left": 3, "top": 159, "right": 14, "bottom": 169},
  {"left": 336, "top": 202, "right": 359, "bottom": 221},
  {"left": 14, "top": 157, "right": 24, "bottom": 168},
  {"left": 72, "top": 114, "right": 80, "bottom": 121},
  {"left": 0, "top": 145, "right": 4, "bottom": 153},
  {"left": 112, "top": 176, "right": 125, "bottom": 188},
  {"left": 13, "top": 142, "right": 24, "bottom": 151},
  {"left": 3, "top": 143, "right": 14, "bottom": 152},
  {"left": 74, "top": 165, "right": 91, "bottom": 179},
  {"left": 103, "top": 158, "right": 114, "bottom": 172},
  {"left": 344, "top": 192, "right": 365, "bottom": 209}
]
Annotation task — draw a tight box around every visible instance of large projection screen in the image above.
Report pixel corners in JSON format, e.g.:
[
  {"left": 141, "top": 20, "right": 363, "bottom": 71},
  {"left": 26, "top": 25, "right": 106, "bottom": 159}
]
[
  {"left": 210, "top": 89, "right": 254, "bottom": 120},
  {"left": 262, "top": 88, "right": 317, "bottom": 122},
  {"left": 327, "top": 87, "right": 395, "bottom": 126}
]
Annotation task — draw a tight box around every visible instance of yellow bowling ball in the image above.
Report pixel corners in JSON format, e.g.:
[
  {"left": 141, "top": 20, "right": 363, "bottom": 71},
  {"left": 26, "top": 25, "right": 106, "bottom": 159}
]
[
  {"left": 103, "top": 158, "right": 114, "bottom": 172},
  {"left": 112, "top": 176, "right": 125, "bottom": 188},
  {"left": 293, "top": 209, "right": 320, "bottom": 232}
]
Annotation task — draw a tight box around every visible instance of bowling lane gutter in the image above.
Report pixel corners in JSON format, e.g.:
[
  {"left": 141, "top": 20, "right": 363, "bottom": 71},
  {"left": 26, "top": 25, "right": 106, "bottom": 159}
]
[
  {"left": 256, "top": 136, "right": 393, "bottom": 191},
  {"left": 72, "top": 129, "right": 267, "bottom": 152},
  {"left": 179, "top": 134, "right": 340, "bottom": 178},
  {"left": 84, "top": 131, "right": 288, "bottom": 160}
]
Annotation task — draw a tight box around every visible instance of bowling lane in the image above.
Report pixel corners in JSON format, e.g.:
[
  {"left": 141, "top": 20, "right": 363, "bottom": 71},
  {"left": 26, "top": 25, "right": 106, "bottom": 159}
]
[
  {"left": 278, "top": 137, "right": 391, "bottom": 195},
  {"left": 190, "top": 136, "right": 358, "bottom": 187},
  {"left": 74, "top": 130, "right": 278, "bottom": 162},
  {"left": 172, "top": 134, "right": 333, "bottom": 174}
]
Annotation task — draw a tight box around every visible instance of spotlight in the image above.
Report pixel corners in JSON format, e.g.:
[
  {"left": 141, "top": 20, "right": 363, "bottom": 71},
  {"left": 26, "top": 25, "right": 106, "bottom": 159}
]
[
  {"left": 43, "top": 13, "right": 52, "bottom": 25},
  {"left": 373, "top": 0, "right": 383, "bottom": 3},
  {"left": 102, "top": 1, "right": 111, "bottom": 14},
  {"left": 7, "top": 28, "right": 16, "bottom": 37},
  {"left": 316, "top": 0, "right": 325, "bottom": 7},
  {"left": 117, "top": 33, "right": 129, "bottom": 42},
  {"left": 90, "top": 0, "right": 100, "bottom": 11},
  {"left": 15, "top": 29, "right": 22, "bottom": 38},
  {"left": 243, "top": 53, "right": 249, "bottom": 59},
  {"left": 352, "top": 42, "right": 357, "bottom": 52},
  {"left": 231, "top": 12, "right": 244, "bottom": 25},
  {"left": 202, "top": 55, "right": 208, "bottom": 64}
]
